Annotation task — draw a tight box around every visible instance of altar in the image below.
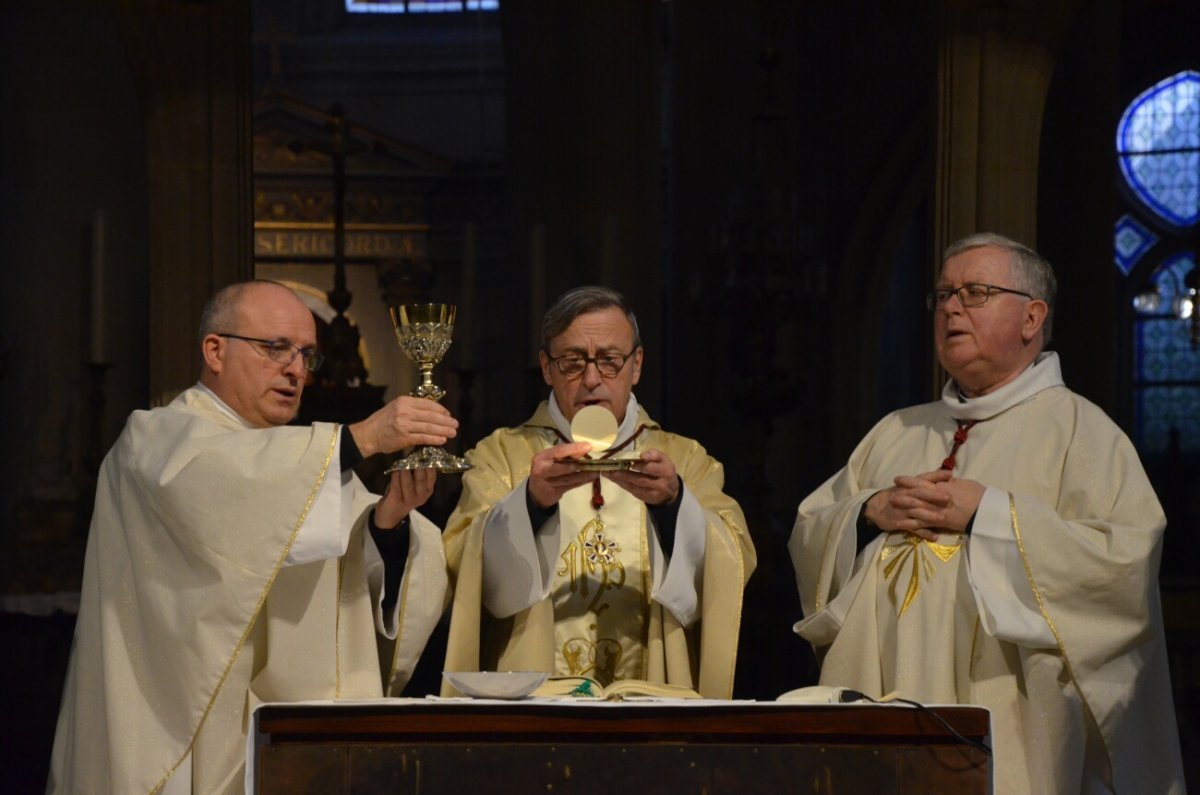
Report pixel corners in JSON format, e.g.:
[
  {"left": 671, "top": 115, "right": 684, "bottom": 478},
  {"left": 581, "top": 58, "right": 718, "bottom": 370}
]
[{"left": 251, "top": 698, "right": 991, "bottom": 794}]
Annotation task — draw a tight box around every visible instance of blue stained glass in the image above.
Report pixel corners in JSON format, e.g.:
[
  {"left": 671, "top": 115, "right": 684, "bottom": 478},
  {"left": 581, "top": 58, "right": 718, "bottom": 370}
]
[
  {"left": 1116, "top": 70, "right": 1200, "bottom": 228},
  {"left": 1133, "top": 253, "right": 1200, "bottom": 452},
  {"left": 345, "top": 0, "right": 498, "bottom": 12},
  {"left": 1135, "top": 386, "right": 1200, "bottom": 453},
  {"left": 1114, "top": 214, "right": 1159, "bottom": 275},
  {"left": 409, "top": 0, "right": 473, "bottom": 11}
]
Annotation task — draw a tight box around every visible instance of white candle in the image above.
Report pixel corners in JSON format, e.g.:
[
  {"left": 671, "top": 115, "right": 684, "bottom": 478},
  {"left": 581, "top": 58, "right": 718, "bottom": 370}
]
[{"left": 90, "top": 209, "right": 107, "bottom": 363}]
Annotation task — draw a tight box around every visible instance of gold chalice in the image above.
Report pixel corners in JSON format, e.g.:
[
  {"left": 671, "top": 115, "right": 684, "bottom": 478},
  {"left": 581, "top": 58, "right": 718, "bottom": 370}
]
[{"left": 384, "top": 303, "right": 472, "bottom": 473}]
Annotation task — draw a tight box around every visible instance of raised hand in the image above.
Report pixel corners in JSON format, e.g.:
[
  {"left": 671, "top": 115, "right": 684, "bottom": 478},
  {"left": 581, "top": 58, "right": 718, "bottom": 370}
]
[{"left": 349, "top": 396, "right": 458, "bottom": 458}]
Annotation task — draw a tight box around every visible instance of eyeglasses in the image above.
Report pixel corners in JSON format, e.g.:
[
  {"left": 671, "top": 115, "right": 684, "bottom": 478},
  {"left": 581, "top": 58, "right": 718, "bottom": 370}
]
[
  {"left": 546, "top": 348, "right": 637, "bottom": 378},
  {"left": 926, "top": 283, "right": 1033, "bottom": 311},
  {"left": 218, "top": 333, "right": 324, "bottom": 372}
]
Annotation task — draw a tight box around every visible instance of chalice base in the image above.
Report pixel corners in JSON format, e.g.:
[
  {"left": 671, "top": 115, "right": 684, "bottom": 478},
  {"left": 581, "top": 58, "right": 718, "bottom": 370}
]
[{"left": 384, "top": 445, "right": 473, "bottom": 474}]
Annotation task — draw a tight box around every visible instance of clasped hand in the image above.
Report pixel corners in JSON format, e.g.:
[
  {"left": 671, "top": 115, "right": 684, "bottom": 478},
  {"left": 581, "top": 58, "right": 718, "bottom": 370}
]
[
  {"left": 528, "top": 444, "right": 680, "bottom": 510},
  {"left": 864, "top": 469, "right": 984, "bottom": 541}
]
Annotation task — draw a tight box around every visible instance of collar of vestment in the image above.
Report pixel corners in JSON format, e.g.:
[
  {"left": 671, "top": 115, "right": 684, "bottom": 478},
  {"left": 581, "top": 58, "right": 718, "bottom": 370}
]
[
  {"left": 526, "top": 393, "right": 660, "bottom": 447},
  {"left": 188, "top": 382, "right": 259, "bottom": 429},
  {"left": 940, "top": 351, "right": 1064, "bottom": 422}
]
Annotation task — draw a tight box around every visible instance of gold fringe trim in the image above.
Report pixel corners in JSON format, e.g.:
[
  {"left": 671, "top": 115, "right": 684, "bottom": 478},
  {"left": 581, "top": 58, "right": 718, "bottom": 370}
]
[
  {"left": 968, "top": 615, "right": 981, "bottom": 682},
  {"left": 335, "top": 550, "right": 345, "bottom": 698},
  {"left": 1008, "top": 492, "right": 1114, "bottom": 790},
  {"left": 153, "top": 424, "right": 340, "bottom": 795},
  {"left": 724, "top": 523, "right": 744, "bottom": 706},
  {"left": 638, "top": 501, "right": 652, "bottom": 682}
]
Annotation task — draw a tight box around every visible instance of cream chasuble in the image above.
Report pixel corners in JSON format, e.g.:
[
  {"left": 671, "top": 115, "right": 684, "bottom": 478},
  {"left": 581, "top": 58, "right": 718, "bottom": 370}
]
[
  {"left": 442, "top": 396, "right": 755, "bottom": 698},
  {"left": 48, "top": 386, "right": 448, "bottom": 795},
  {"left": 788, "top": 353, "right": 1184, "bottom": 795}
]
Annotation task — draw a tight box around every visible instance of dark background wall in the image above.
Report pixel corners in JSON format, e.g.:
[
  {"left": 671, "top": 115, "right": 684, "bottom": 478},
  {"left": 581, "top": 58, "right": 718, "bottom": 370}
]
[{"left": 2, "top": 0, "right": 1199, "bottom": 791}]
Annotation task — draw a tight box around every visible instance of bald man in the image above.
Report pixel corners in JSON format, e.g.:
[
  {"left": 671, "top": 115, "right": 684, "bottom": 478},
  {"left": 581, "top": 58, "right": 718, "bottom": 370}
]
[{"left": 49, "top": 281, "right": 460, "bottom": 795}]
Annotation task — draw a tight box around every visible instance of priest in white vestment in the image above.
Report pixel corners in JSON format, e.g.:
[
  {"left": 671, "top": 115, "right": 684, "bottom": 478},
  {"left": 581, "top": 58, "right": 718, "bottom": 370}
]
[
  {"left": 48, "top": 281, "right": 460, "bottom": 795},
  {"left": 789, "top": 233, "right": 1185, "bottom": 794},
  {"left": 442, "top": 287, "right": 755, "bottom": 698}
]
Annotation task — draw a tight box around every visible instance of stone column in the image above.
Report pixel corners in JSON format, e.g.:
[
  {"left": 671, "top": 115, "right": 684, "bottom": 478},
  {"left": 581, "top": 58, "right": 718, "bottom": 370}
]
[
  {"left": 931, "top": 0, "right": 1079, "bottom": 392},
  {"left": 113, "top": 0, "right": 253, "bottom": 404}
]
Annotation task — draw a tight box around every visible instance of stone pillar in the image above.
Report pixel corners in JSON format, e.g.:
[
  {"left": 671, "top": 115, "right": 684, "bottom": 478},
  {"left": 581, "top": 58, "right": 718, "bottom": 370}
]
[
  {"left": 931, "top": 0, "right": 1079, "bottom": 392},
  {"left": 113, "top": 0, "right": 254, "bottom": 405}
]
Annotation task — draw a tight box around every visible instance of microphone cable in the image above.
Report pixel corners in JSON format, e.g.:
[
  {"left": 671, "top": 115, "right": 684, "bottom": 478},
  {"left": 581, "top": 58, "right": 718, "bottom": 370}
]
[{"left": 838, "top": 689, "right": 993, "bottom": 756}]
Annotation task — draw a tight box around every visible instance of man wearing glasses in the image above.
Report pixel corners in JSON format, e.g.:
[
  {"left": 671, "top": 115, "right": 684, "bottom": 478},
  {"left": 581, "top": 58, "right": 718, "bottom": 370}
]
[
  {"left": 50, "top": 280, "right": 460, "bottom": 794},
  {"left": 788, "top": 234, "right": 1184, "bottom": 793},
  {"left": 442, "top": 286, "right": 755, "bottom": 697}
]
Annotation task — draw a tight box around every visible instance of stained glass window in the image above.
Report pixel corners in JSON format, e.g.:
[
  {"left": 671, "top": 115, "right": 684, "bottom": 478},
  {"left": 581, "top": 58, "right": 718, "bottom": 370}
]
[
  {"left": 1114, "top": 214, "right": 1159, "bottom": 276},
  {"left": 346, "top": 0, "right": 498, "bottom": 13},
  {"left": 1117, "top": 69, "right": 1200, "bottom": 455},
  {"left": 1133, "top": 255, "right": 1200, "bottom": 453},
  {"left": 1116, "top": 70, "right": 1200, "bottom": 228}
]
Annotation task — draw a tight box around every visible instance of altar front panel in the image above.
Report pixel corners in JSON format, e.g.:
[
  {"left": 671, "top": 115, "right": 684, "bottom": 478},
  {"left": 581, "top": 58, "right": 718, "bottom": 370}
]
[{"left": 253, "top": 701, "right": 991, "bottom": 794}]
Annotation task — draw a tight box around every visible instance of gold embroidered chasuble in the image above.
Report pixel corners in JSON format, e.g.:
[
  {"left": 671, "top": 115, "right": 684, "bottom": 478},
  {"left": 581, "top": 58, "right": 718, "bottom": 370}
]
[
  {"left": 48, "top": 386, "right": 447, "bottom": 795},
  {"left": 789, "top": 354, "right": 1184, "bottom": 794},
  {"left": 554, "top": 473, "right": 652, "bottom": 685},
  {"left": 442, "top": 400, "right": 755, "bottom": 698}
]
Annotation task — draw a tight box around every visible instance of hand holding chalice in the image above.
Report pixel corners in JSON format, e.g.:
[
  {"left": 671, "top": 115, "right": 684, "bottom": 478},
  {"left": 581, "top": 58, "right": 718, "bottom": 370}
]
[{"left": 384, "top": 303, "right": 472, "bottom": 474}]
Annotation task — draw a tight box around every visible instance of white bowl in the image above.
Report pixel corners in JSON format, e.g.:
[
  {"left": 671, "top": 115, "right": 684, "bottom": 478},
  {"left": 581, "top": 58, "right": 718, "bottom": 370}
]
[{"left": 442, "top": 671, "right": 549, "bottom": 699}]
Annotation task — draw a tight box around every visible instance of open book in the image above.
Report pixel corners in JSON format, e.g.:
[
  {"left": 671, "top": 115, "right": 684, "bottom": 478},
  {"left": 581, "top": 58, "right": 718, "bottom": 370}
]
[{"left": 532, "top": 676, "right": 702, "bottom": 701}]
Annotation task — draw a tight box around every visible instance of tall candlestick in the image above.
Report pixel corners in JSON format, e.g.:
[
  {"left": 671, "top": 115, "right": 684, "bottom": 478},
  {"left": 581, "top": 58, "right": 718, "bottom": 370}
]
[{"left": 90, "top": 209, "right": 107, "bottom": 363}]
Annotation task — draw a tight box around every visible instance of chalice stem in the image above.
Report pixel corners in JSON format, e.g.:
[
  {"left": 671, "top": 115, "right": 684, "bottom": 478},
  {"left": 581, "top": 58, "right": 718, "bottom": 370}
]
[{"left": 384, "top": 302, "right": 470, "bottom": 473}]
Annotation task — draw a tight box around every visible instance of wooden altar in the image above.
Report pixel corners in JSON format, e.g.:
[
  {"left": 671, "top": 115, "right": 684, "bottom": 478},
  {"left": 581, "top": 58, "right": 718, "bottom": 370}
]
[{"left": 252, "top": 700, "right": 991, "bottom": 794}]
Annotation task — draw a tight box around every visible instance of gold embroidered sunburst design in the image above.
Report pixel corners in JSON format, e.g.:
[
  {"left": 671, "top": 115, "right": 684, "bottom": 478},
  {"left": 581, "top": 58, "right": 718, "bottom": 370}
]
[
  {"left": 880, "top": 536, "right": 963, "bottom": 618},
  {"left": 584, "top": 529, "right": 620, "bottom": 566}
]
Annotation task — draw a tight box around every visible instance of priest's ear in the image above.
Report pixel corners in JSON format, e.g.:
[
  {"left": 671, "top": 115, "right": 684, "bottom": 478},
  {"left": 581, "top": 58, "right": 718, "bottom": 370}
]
[
  {"left": 201, "top": 334, "right": 227, "bottom": 374},
  {"left": 1020, "top": 299, "right": 1049, "bottom": 347}
]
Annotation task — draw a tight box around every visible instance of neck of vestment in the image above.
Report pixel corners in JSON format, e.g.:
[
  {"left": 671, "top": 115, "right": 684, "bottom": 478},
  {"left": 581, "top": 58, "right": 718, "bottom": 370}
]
[
  {"left": 545, "top": 391, "right": 642, "bottom": 446},
  {"left": 195, "top": 380, "right": 257, "bottom": 428},
  {"left": 941, "top": 351, "right": 1064, "bottom": 422}
]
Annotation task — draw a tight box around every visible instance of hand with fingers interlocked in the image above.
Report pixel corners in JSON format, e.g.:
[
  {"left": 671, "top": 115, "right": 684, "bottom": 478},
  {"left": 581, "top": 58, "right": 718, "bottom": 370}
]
[{"left": 863, "top": 469, "right": 985, "bottom": 540}]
